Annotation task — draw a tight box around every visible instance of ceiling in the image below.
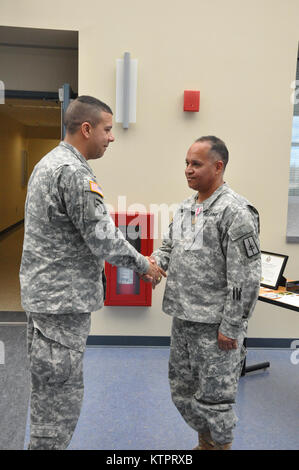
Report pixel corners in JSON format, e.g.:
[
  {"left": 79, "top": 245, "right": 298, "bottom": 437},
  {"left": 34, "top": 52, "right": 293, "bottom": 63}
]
[{"left": 0, "top": 98, "right": 61, "bottom": 127}]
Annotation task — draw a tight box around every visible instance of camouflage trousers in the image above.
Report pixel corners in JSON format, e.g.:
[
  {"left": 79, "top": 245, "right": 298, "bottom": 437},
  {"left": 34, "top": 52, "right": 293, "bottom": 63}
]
[
  {"left": 26, "top": 312, "right": 91, "bottom": 450},
  {"left": 169, "top": 317, "right": 246, "bottom": 445}
]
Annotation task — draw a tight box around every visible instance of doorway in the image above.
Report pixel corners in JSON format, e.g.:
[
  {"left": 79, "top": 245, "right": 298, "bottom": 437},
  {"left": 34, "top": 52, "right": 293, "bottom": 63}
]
[{"left": 0, "top": 26, "right": 78, "bottom": 312}]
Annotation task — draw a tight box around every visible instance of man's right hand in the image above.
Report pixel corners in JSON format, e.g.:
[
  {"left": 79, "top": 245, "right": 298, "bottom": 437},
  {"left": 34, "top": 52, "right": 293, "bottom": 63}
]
[{"left": 144, "top": 257, "right": 167, "bottom": 287}]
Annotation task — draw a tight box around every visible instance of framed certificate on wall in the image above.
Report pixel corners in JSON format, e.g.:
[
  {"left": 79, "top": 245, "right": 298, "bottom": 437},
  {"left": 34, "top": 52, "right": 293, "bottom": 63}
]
[{"left": 260, "top": 251, "right": 289, "bottom": 290}]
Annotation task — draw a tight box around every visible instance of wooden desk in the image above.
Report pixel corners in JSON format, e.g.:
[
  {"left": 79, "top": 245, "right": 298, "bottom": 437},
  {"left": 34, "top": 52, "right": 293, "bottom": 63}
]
[{"left": 241, "top": 285, "right": 299, "bottom": 376}]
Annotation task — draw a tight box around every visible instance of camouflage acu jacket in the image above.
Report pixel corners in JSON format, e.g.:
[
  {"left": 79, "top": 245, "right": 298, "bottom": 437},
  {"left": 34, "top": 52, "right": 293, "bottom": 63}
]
[
  {"left": 152, "top": 183, "right": 261, "bottom": 339},
  {"left": 20, "top": 142, "right": 149, "bottom": 314}
]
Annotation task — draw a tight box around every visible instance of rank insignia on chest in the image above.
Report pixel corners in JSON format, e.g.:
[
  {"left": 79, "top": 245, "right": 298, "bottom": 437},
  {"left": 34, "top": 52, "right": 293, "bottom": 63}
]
[{"left": 89, "top": 180, "right": 104, "bottom": 198}]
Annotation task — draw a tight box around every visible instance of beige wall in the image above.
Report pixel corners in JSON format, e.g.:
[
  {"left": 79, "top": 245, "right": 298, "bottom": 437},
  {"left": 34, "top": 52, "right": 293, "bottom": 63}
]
[
  {"left": 1, "top": 0, "right": 299, "bottom": 338},
  {"left": 0, "top": 45, "right": 78, "bottom": 93}
]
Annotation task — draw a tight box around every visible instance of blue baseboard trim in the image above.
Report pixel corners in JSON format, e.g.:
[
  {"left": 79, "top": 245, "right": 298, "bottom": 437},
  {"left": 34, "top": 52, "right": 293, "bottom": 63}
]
[
  {"left": 246, "top": 338, "right": 297, "bottom": 348},
  {"left": 87, "top": 336, "right": 171, "bottom": 347},
  {"left": 0, "top": 311, "right": 27, "bottom": 322},
  {"left": 86, "top": 336, "right": 298, "bottom": 348},
  {"left": 0, "top": 316, "right": 295, "bottom": 348}
]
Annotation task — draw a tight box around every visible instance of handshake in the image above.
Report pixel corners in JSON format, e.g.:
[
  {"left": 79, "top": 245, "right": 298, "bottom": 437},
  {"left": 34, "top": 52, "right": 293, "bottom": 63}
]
[{"left": 140, "top": 256, "right": 167, "bottom": 289}]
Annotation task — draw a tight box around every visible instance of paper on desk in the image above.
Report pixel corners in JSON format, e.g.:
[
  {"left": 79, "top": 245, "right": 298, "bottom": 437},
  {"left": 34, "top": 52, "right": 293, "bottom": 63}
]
[
  {"left": 261, "top": 291, "right": 299, "bottom": 307},
  {"left": 275, "top": 293, "right": 299, "bottom": 308},
  {"left": 262, "top": 292, "right": 282, "bottom": 299}
]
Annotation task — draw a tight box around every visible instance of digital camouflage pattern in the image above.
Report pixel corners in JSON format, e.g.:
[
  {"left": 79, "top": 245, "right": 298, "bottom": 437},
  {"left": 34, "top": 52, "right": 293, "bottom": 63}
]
[
  {"left": 20, "top": 142, "right": 149, "bottom": 450},
  {"left": 169, "top": 318, "right": 247, "bottom": 445},
  {"left": 152, "top": 183, "right": 261, "bottom": 445},
  {"left": 20, "top": 141, "right": 149, "bottom": 314},
  {"left": 26, "top": 312, "right": 91, "bottom": 450},
  {"left": 152, "top": 183, "right": 261, "bottom": 339}
]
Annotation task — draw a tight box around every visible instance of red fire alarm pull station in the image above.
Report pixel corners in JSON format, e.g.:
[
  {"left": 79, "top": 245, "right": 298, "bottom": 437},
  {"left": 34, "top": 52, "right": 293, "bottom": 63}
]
[
  {"left": 104, "top": 212, "right": 154, "bottom": 306},
  {"left": 184, "top": 90, "right": 200, "bottom": 112}
]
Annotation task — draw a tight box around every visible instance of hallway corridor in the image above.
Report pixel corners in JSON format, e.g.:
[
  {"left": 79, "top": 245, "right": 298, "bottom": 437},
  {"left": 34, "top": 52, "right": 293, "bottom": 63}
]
[{"left": 0, "top": 223, "right": 24, "bottom": 312}]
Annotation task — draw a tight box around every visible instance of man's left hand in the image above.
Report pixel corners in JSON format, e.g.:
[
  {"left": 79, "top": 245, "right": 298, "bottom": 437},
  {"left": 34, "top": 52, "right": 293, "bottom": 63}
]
[{"left": 218, "top": 332, "right": 238, "bottom": 351}]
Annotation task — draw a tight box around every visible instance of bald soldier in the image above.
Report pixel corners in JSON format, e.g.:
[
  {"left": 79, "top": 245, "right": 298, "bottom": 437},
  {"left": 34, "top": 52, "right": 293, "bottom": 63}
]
[
  {"left": 148, "top": 136, "right": 261, "bottom": 450},
  {"left": 20, "top": 96, "right": 165, "bottom": 450}
]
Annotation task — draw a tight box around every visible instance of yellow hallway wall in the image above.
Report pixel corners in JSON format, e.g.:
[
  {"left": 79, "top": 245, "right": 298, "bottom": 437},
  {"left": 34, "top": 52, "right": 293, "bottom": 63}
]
[
  {"left": 0, "top": 112, "right": 60, "bottom": 232},
  {"left": 0, "top": 112, "right": 27, "bottom": 231}
]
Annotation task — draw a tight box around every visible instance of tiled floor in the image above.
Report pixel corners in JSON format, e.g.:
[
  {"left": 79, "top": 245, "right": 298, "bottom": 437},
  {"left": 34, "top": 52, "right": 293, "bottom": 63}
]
[{"left": 22, "top": 347, "right": 299, "bottom": 450}]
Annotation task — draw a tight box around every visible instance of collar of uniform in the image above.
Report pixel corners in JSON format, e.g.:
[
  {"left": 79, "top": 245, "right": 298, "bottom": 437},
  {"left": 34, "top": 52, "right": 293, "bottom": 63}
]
[
  {"left": 193, "top": 182, "right": 229, "bottom": 212},
  {"left": 59, "top": 141, "right": 96, "bottom": 177}
]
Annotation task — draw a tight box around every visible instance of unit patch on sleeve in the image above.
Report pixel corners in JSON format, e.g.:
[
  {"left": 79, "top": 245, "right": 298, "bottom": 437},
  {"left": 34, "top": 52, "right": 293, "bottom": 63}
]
[
  {"left": 89, "top": 180, "right": 104, "bottom": 198},
  {"left": 243, "top": 236, "right": 259, "bottom": 258}
]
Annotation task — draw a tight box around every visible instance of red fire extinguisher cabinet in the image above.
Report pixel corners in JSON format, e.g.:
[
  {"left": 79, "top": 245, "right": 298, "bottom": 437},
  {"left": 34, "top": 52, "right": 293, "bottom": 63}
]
[{"left": 104, "top": 212, "right": 154, "bottom": 306}]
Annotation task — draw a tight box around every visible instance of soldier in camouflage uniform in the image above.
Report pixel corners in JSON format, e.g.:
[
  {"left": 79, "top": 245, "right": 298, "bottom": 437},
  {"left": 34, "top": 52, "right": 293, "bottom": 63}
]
[
  {"left": 150, "top": 136, "right": 261, "bottom": 450},
  {"left": 20, "top": 96, "right": 165, "bottom": 450}
]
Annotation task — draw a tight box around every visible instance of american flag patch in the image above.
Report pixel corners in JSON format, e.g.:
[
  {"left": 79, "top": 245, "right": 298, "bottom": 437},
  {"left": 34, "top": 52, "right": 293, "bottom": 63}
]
[{"left": 89, "top": 180, "right": 104, "bottom": 197}]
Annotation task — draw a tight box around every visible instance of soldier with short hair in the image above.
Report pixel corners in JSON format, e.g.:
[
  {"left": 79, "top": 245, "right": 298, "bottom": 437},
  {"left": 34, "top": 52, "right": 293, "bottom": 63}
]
[
  {"left": 149, "top": 136, "right": 261, "bottom": 450},
  {"left": 20, "top": 95, "right": 165, "bottom": 450}
]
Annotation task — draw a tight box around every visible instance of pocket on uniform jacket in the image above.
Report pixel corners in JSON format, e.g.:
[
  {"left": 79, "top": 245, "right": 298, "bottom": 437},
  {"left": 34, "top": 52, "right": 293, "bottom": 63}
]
[{"left": 30, "top": 328, "right": 71, "bottom": 384}]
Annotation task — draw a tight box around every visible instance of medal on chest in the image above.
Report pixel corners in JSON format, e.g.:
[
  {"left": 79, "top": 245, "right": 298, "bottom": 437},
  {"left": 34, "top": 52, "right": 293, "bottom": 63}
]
[{"left": 192, "top": 206, "right": 203, "bottom": 225}]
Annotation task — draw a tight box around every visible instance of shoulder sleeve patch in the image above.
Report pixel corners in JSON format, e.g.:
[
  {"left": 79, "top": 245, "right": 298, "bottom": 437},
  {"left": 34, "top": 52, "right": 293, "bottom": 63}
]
[
  {"left": 243, "top": 236, "right": 260, "bottom": 257},
  {"left": 89, "top": 180, "right": 104, "bottom": 198}
]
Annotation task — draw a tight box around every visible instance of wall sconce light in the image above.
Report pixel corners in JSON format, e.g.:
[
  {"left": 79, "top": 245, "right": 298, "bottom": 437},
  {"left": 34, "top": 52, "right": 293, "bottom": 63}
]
[{"left": 116, "top": 52, "right": 138, "bottom": 129}]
